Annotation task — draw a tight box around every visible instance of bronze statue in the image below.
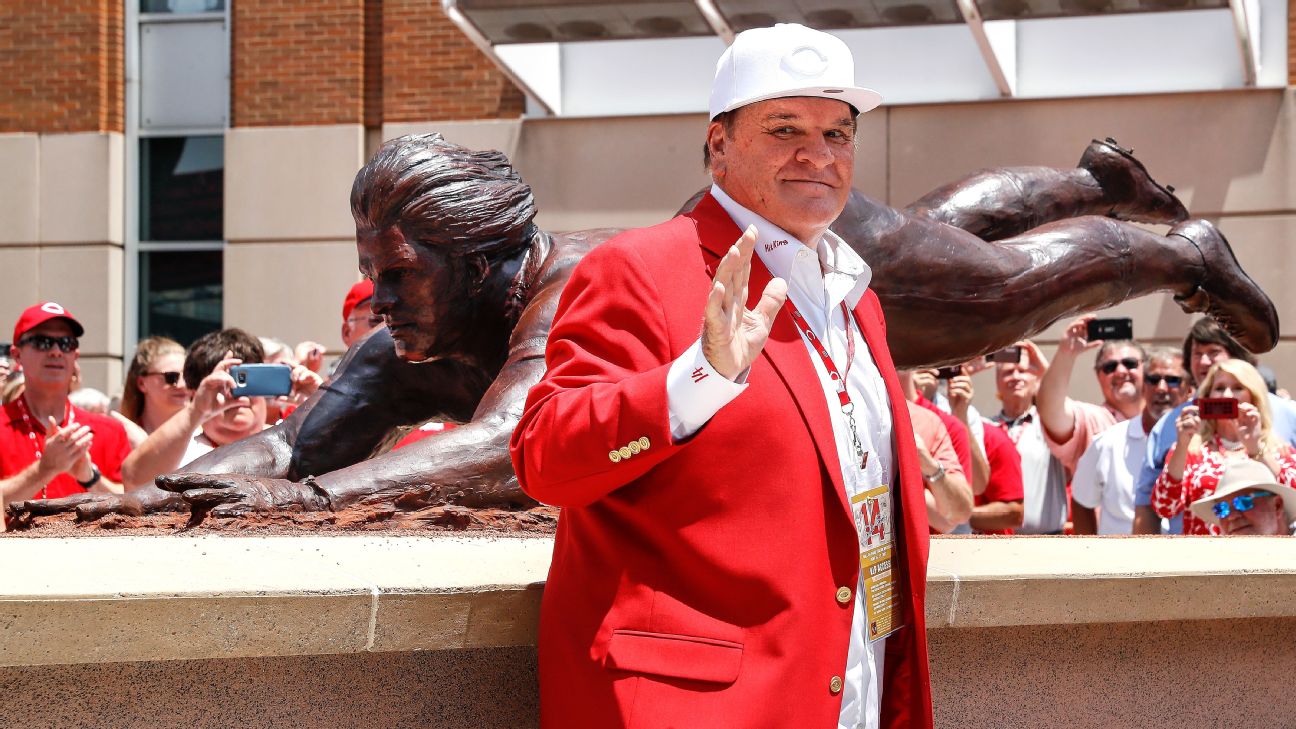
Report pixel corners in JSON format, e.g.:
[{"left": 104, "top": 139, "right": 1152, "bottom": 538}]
[{"left": 8, "top": 133, "right": 1277, "bottom": 526}]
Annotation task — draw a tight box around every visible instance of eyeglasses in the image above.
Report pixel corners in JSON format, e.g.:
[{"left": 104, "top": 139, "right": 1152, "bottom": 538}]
[
  {"left": 1097, "top": 358, "right": 1140, "bottom": 375},
  {"left": 1144, "top": 374, "right": 1183, "bottom": 387},
  {"left": 18, "top": 334, "right": 79, "bottom": 353},
  {"left": 1211, "top": 491, "right": 1274, "bottom": 520},
  {"left": 143, "top": 371, "right": 183, "bottom": 387}
]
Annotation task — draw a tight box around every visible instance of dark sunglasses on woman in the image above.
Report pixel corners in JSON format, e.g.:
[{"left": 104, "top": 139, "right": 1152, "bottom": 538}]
[{"left": 144, "top": 371, "right": 183, "bottom": 387}]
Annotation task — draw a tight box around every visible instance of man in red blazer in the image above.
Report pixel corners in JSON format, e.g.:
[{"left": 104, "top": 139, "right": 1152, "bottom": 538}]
[{"left": 511, "top": 23, "right": 932, "bottom": 729}]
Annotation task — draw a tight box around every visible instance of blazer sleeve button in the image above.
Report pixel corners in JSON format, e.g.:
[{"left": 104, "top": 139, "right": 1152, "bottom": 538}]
[{"left": 609, "top": 451, "right": 622, "bottom": 463}]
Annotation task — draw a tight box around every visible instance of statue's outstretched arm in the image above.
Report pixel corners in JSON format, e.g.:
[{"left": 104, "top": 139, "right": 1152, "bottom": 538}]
[{"left": 152, "top": 272, "right": 566, "bottom": 521}]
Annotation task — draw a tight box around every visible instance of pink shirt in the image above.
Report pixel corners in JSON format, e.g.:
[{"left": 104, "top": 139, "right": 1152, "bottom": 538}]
[
  {"left": 907, "top": 401, "right": 965, "bottom": 482},
  {"left": 1045, "top": 399, "right": 1123, "bottom": 474}
]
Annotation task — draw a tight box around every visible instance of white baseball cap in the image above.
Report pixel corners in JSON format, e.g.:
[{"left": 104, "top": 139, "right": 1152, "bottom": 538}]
[{"left": 709, "top": 23, "right": 882, "bottom": 120}]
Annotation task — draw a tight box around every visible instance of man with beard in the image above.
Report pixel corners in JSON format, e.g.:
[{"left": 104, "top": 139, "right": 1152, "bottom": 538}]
[{"left": 1071, "top": 347, "right": 1189, "bottom": 534}]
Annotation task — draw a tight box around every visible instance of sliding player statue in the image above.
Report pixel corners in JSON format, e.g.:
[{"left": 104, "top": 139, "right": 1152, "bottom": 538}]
[{"left": 9, "top": 132, "right": 1277, "bottom": 524}]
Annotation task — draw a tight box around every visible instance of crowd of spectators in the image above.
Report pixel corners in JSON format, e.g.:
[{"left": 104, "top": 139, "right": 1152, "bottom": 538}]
[
  {"left": 904, "top": 314, "right": 1296, "bottom": 537},
  {"left": 0, "top": 285, "right": 1291, "bottom": 536}
]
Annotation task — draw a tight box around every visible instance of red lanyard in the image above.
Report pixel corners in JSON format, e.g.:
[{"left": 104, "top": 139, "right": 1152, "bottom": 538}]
[
  {"left": 786, "top": 299, "right": 868, "bottom": 470},
  {"left": 786, "top": 300, "right": 855, "bottom": 411},
  {"left": 14, "top": 395, "right": 73, "bottom": 500}
]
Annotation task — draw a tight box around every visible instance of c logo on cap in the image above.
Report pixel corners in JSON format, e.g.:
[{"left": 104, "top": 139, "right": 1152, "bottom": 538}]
[
  {"left": 40, "top": 302, "right": 66, "bottom": 315},
  {"left": 782, "top": 46, "right": 829, "bottom": 78}
]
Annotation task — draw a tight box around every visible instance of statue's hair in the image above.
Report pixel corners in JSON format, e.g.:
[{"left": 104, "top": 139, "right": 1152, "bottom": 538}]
[{"left": 350, "top": 133, "right": 537, "bottom": 262}]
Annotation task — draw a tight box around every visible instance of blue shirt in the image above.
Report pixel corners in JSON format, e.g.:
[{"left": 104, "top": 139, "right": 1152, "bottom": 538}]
[{"left": 1134, "top": 393, "right": 1296, "bottom": 533}]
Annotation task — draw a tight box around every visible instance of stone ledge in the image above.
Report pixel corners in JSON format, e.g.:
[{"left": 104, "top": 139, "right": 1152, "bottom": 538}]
[
  {"left": 926, "top": 536, "right": 1296, "bottom": 629},
  {"left": 0, "top": 535, "right": 1292, "bottom": 667}
]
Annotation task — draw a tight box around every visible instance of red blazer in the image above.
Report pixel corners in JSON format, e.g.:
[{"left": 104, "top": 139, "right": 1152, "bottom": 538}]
[{"left": 511, "top": 194, "right": 932, "bottom": 729}]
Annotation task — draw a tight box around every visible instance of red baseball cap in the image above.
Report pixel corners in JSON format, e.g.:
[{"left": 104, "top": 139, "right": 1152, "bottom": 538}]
[
  {"left": 342, "top": 280, "right": 374, "bottom": 322},
  {"left": 13, "top": 301, "right": 84, "bottom": 345}
]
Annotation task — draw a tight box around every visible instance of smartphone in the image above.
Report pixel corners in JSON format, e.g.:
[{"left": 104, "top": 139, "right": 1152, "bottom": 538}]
[
  {"left": 229, "top": 363, "right": 292, "bottom": 398},
  {"left": 1197, "top": 397, "right": 1239, "bottom": 420},
  {"left": 935, "top": 365, "right": 963, "bottom": 380},
  {"left": 985, "top": 346, "right": 1022, "bottom": 364},
  {"left": 1086, "top": 317, "right": 1133, "bottom": 341}
]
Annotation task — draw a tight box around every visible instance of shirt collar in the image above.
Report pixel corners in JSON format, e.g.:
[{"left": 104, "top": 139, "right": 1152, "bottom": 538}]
[
  {"left": 709, "top": 184, "right": 872, "bottom": 307},
  {"left": 996, "top": 407, "right": 1035, "bottom": 427}
]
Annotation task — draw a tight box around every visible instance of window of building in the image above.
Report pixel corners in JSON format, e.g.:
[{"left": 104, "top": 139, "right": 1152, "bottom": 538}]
[
  {"left": 139, "top": 249, "right": 224, "bottom": 346},
  {"left": 128, "top": 4, "right": 228, "bottom": 348}
]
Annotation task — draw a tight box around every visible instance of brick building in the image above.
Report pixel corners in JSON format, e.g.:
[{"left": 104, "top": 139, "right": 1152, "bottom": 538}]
[{"left": 0, "top": 1, "right": 1293, "bottom": 407}]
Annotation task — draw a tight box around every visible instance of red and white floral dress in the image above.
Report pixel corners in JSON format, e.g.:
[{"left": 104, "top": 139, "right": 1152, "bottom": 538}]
[{"left": 1152, "top": 438, "right": 1296, "bottom": 534}]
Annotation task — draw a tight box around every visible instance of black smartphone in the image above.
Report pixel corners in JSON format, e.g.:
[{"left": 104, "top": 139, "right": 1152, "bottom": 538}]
[
  {"left": 229, "top": 363, "right": 292, "bottom": 398},
  {"left": 1086, "top": 317, "right": 1133, "bottom": 341},
  {"left": 935, "top": 365, "right": 963, "bottom": 380},
  {"left": 1197, "top": 397, "right": 1239, "bottom": 420},
  {"left": 986, "top": 346, "right": 1022, "bottom": 364}
]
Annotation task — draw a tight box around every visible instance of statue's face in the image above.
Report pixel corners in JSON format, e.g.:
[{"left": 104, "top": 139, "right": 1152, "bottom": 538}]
[{"left": 357, "top": 227, "right": 467, "bottom": 363}]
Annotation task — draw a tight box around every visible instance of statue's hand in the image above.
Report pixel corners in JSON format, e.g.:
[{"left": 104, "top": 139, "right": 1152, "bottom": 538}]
[
  {"left": 156, "top": 473, "right": 332, "bottom": 519},
  {"left": 6, "top": 486, "right": 186, "bottom": 525}
]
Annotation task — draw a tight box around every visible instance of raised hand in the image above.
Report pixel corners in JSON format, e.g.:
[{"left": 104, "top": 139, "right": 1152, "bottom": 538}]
[
  {"left": 191, "top": 354, "right": 249, "bottom": 423},
  {"left": 1176, "top": 404, "right": 1201, "bottom": 445},
  {"left": 701, "top": 225, "right": 788, "bottom": 380},
  {"left": 946, "top": 372, "right": 974, "bottom": 419},
  {"left": 1238, "top": 402, "right": 1263, "bottom": 454},
  {"left": 1058, "top": 316, "right": 1104, "bottom": 358},
  {"left": 294, "top": 341, "right": 326, "bottom": 374}
]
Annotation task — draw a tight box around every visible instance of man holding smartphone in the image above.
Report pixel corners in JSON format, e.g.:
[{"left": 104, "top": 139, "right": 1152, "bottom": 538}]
[
  {"left": 1035, "top": 315, "right": 1146, "bottom": 474},
  {"left": 0, "top": 302, "right": 130, "bottom": 508}
]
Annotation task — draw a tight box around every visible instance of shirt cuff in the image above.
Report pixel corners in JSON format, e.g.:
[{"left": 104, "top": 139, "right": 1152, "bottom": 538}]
[{"left": 667, "top": 338, "right": 748, "bottom": 441}]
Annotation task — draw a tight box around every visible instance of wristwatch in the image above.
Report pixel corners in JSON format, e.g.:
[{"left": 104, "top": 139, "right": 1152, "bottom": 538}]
[
  {"left": 76, "top": 464, "right": 101, "bottom": 490},
  {"left": 922, "top": 462, "right": 946, "bottom": 483}
]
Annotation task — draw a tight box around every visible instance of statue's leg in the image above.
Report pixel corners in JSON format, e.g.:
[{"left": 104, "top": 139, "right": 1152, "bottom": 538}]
[
  {"left": 871, "top": 215, "right": 1277, "bottom": 366},
  {"left": 904, "top": 138, "right": 1188, "bottom": 241}
]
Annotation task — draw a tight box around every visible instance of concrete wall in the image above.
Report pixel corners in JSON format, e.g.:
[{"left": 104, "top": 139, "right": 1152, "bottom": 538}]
[
  {"left": 1, "top": 536, "right": 1291, "bottom": 729},
  {"left": 222, "top": 123, "right": 367, "bottom": 355},
  {"left": 0, "top": 131, "right": 124, "bottom": 392}
]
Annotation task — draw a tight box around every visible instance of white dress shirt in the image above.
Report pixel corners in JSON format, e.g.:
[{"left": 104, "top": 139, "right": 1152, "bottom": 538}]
[
  {"left": 666, "top": 185, "right": 896, "bottom": 729},
  {"left": 1071, "top": 416, "right": 1148, "bottom": 535}
]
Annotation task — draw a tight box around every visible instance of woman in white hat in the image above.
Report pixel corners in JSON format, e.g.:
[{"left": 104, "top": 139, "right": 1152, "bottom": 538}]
[
  {"left": 1152, "top": 359, "right": 1296, "bottom": 534},
  {"left": 1189, "top": 459, "right": 1296, "bottom": 535}
]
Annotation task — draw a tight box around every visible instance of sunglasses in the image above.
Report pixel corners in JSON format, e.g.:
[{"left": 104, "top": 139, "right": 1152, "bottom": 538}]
[
  {"left": 1097, "top": 358, "right": 1141, "bottom": 375},
  {"left": 144, "top": 371, "right": 183, "bottom": 386},
  {"left": 1211, "top": 491, "right": 1274, "bottom": 520},
  {"left": 1144, "top": 374, "right": 1183, "bottom": 387},
  {"left": 18, "top": 334, "right": 79, "bottom": 353}
]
